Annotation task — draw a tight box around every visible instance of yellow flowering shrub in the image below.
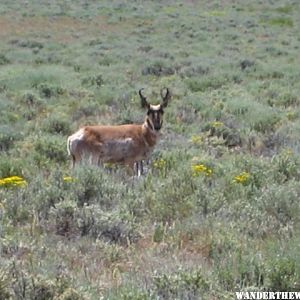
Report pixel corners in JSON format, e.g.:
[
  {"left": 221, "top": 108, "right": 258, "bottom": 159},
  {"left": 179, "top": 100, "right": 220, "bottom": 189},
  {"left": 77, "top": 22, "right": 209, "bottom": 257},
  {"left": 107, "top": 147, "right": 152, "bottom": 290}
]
[
  {"left": 192, "top": 164, "right": 213, "bottom": 177},
  {"left": 190, "top": 135, "right": 203, "bottom": 146},
  {"left": 63, "top": 176, "right": 75, "bottom": 183},
  {"left": 153, "top": 158, "right": 167, "bottom": 170},
  {"left": 233, "top": 172, "right": 251, "bottom": 185},
  {"left": 0, "top": 176, "right": 27, "bottom": 188},
  {"left": 210, "top": 121, "right": 224, "bottom": 128}
]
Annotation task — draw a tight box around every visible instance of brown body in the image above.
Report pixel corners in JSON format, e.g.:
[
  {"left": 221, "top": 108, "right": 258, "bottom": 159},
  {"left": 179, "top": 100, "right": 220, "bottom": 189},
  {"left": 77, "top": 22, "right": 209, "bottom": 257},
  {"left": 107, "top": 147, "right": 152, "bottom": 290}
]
[
  {"left": 67, "top": 88, "right": 170, "bottom": 173},
  {"left": 67, "top": 123, "right": 158, "bottom": 168}
]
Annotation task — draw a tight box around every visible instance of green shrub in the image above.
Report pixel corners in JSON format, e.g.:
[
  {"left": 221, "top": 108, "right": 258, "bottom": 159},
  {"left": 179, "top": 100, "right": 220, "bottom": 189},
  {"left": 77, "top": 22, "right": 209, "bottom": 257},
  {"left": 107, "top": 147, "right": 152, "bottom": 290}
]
[
  {"left": 264, "top": 238, "right": 300, "bottom": 291},
  {"left": 0, "top": 187, "right": 31, "bottom": 224},
  {"left": 71, "top": 101, "right": 101, "bottom": 120},
  {"left": 212, "top": 235, "right": 265, "bottom": 290},
  {"left": 72, "top": 166, "right": 119, "bottom": 207},
  {"left": 153, "top": 269, "right": 209, "bottom": 299},
  {"left": 258, "top": 181, "right": 300, "bottom": 229},
  {"left": 151, "top": 154, "right": 176, "bottom": 178},
  {"left": 76, "top": 206, "right": 140, "bottom": 245},
  {"left": 272, "top": 151, "right": 300, "bottom": 182},
  {"left": 31, "top": 277, "right": 56, "bottom": 300},
  {"left": 50, "top": 200, "right": 78, "bottom": 237},
  {"left": 0, "top": 156, "right": 24, "bottom": 178},
  {"left": 186, "top": 75, "right": 228, "bottom": 92},
  {"left": 203, "top": 121, "right": 242, "bottom": 148},
  {"left": 266, "top": 257, "right": 297, "bottom": 291},
  {"left": 81, "top": 74, "right": 104, "bottom": 87},
  {"left": 21, "top": 91, "right": 45, "bottom": 108},
  {"left": 34, "top": 135, "right": 67, "bottom": 165},
  {"left": 106, "top": 286, "right": 150, "bottom": 300},
  {"left": 282, "top": 93, "right": 299, "bottom": 108},
  {"left": 250, "top": 111, "right": 281, "bottom": 133},
  {"left": 0, "top": 268, "right": 11, "bottom": 300},
  {"left": 179, "top": 64, "right": 209, "bottom": 78},
  {"left": 144, "top": 171, "right": 196, "bottom": 223},
  {"left": 0, "top": 54, "right": 10, "bottom": 65},
  {"left": 275, "top": 5, "right": 294, "bottom": 14},
  {"left": 239, "top": 59, "right": 255, "bottom": 71},
  {"left": 56, "top": 288, "right": 84, "bottom": 300},
  {"left": 98, "top": 55, "right": 116, "bottom": 66},
  {"left": 41, "top": 115, "right": 71, "bottom": 135},
  {"left": 142, "top": 61, "right": 175, "bottom": 77},
  {"left": 24, "top": 170, "right": 73, "bottom": 219},
  {"left": 9, "top": 265, "right": 78, "bottom": 300},
  {"left": 11, "top": 39, "right": 44, "bottom": 49},
  {"left": 38, "top": 83, "right": 65, "bottom": 98},
  {"left": 267, "top": 17, "right": 293, "bottom": 27},
  {"left": 209, "top": 226, "right": 241, "bottom": 261},
  {"left": 0, "top": 125, "right": 22, "bottom": 152}
]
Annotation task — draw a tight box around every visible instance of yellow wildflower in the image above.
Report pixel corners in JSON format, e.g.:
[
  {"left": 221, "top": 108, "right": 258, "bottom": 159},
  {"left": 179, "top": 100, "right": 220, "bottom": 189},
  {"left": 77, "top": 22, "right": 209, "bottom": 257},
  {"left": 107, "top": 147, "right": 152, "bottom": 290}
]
[
  {"left": 0, "top": 176, "right": 27, "bottom": 188},
  {"left": 287, "top": 111, "right": 296, "bottom": 121},
  {"left": 190, "top": 135, "right": 203, "bottom": 145},
  {"left": 7, "top": 176, "right": 23, "bottom": 181},
  {"left": 211, "top": 121, "right": 224, "bottom": 128},
  {"left": 192, "top": 164, "right": 213, "bottom": 177},
  {"left": 153, "top": 158, "right": 166, "bottom": 170},
  {"left": 284, "top": 148, "right": 293, "bottom": 156},
  {"left": 207, "top": 10, "right": 226, "bottom": 17},
  {"left": 63, "top": 176, "right": 75, "bottom": 183},
  {"left": 233, "top": 172, "right": 250, "bottom": 184}
]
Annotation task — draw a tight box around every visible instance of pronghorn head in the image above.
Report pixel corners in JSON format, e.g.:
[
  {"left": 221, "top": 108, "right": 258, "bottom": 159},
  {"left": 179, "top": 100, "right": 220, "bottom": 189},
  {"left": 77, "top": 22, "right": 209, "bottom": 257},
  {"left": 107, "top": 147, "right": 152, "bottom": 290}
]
[{"left": 139, "top": 88, "right": 170, "bottom": 131}]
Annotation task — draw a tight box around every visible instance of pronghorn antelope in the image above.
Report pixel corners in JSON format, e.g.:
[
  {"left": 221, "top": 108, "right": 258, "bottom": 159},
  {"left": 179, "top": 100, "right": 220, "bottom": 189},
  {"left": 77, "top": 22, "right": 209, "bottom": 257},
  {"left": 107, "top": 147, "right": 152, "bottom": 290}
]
[{"left": 67, "top": 88, "right": 171, "bottom": 174}]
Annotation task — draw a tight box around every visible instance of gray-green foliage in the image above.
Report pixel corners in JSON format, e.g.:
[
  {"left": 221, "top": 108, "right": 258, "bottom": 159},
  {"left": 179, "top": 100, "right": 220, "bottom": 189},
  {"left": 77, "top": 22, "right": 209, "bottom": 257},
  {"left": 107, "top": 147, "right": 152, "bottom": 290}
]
[{"left": 0, "top": 0, "right": 300, "bottom": 298}]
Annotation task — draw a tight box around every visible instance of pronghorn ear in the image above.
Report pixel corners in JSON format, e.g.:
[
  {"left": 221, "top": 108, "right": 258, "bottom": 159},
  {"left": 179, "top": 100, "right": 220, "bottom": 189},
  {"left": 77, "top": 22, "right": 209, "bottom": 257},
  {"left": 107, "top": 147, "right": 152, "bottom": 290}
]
[
  {"left": 160, "top": 87, "right": 171, "bottom": 108},
  {"left": 139, "top": 88, "right": 150, "bottom": 109}
]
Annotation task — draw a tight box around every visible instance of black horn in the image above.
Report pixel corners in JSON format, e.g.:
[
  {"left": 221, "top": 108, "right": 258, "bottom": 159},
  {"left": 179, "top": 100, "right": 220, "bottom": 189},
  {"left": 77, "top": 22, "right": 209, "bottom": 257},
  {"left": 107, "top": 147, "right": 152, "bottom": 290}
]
[
  {"left": 160, "top": 87, "right": 170, "bottom": 108},
  {"left": 139, "top": 88, "right": 150, "bottom": 109}
]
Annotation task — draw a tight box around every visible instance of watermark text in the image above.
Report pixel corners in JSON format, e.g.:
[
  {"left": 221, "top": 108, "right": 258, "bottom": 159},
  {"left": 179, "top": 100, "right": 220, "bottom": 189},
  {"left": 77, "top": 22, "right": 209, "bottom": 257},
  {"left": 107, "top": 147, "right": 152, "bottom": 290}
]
[{"left": 235, "top": 292, "right": 300, "bottom": 300}]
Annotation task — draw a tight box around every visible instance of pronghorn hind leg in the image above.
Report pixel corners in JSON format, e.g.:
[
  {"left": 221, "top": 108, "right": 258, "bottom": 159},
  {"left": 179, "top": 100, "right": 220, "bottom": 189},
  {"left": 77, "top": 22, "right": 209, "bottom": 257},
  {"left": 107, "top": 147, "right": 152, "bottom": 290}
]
[
  {"left": 134, "top": 161, "right": 139, "bottom": 177},
  {"left": 71, "top": 154, "right": 76, "bottom": 169},
  {"left": 140, "top": 160, "right": 144, "bottom": 176},
  {"left": 91, "top": 153, "right": 99, "bottom": 166}
]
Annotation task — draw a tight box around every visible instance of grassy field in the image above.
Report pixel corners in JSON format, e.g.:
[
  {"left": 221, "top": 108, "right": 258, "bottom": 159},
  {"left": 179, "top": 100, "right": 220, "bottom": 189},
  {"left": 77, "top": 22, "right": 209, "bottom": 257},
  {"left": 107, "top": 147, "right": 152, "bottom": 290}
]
[{"left": 0, "top": 0, "right": 300, "bottom": 299}]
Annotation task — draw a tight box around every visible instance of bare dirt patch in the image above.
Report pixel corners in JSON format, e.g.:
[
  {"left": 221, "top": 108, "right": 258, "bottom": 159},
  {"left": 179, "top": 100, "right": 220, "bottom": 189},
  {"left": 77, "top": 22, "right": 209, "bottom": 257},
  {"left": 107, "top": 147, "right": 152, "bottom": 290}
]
[{"left": 0, "top": 14, "right": 123, "bottom": 43}]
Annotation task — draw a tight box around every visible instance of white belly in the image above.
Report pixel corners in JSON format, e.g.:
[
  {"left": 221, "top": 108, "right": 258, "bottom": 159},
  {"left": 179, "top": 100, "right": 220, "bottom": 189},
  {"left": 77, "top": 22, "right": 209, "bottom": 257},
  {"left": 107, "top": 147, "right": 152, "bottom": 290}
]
[
  {"left": 102, "top": 138, "right": 152, "bottom": 162},
  {"left": 104, "top": 138, "right": 134, "bottom": 160}
]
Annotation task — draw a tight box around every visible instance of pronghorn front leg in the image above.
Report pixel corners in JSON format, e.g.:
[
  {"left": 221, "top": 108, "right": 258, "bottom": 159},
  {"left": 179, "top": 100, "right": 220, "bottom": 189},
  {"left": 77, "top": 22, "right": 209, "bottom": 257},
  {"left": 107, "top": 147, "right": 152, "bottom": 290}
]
[{"left": 135, "top": 161, "right": 144, "bottom": 177}]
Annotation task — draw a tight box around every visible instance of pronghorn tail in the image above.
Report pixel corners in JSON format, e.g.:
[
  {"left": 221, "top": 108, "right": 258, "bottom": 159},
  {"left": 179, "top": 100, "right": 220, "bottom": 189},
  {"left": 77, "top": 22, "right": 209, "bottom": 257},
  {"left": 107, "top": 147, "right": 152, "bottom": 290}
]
[
  {"left": 67, "top": 136, "right": 72, "bottom": 156},
  {"left": 67, "top": 136, "right": 76, "bottom": 168}
]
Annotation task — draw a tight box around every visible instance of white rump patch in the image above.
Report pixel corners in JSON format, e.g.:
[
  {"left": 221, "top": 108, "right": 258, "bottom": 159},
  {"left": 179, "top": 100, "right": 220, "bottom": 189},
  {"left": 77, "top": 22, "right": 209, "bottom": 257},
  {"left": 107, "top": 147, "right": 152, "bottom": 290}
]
[
  {"left": 71, "top": 128, "right": 85, "bottom": 141},
  {"left": 67, "top": 128, "right": 85, "bottom": 155}
]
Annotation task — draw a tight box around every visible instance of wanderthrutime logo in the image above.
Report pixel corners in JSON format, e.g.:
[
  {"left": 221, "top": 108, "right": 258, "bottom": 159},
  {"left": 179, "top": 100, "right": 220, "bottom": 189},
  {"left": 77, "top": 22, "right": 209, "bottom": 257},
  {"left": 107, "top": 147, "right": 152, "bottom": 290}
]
[{"left": 235, "top": 292, "right": 300, "bottom": 300}]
